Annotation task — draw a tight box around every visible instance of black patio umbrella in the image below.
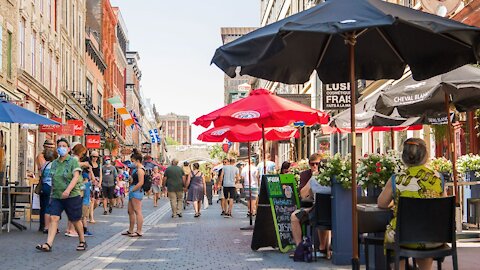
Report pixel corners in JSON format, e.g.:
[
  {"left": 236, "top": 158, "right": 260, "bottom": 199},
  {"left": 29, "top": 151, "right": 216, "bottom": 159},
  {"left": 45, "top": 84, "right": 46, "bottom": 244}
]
[
  {"left": 331, "top": 92, "right": 414, "bottom": 129},
  {"left": 211, "top": 0, "right": 480, "bottom": 267},
  {"left": 376, "top": 65, "right": 480, "bottom": 205}
]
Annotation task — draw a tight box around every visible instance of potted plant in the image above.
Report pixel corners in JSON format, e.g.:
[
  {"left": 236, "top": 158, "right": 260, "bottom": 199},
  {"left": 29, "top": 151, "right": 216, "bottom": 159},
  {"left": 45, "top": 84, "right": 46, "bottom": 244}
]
[
  {"left": 357, "top": 151, "right": 403, "bottom": 197},
  {"left": 430, "top": 157, "right": 453, "bottom": 182},
  {"left": 457, "top": 154, "right": 480, "bottom": 181},
  {"left": 316, "top": 153, "right": 352, "bottom": 189}
]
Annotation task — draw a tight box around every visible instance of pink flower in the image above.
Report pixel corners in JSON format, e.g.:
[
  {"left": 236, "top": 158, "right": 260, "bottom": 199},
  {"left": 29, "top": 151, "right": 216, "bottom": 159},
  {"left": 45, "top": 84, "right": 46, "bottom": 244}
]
[
  {"left": 376, "top": 162, "right": 381, "bottom": 167},
  {"left": 376, "top": 167, "right": 381, "bottom": 173}
]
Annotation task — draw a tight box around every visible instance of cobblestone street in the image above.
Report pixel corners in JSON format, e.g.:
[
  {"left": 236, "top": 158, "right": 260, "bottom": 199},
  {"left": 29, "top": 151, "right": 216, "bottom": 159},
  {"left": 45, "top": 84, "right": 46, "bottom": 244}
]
[{"left": 1, "top": 196, "right": 479, "bottom": 269}]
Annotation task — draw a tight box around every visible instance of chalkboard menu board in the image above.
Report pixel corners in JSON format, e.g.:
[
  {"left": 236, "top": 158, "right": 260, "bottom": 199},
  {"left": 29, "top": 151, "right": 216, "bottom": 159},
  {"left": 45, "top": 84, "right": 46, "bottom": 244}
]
[{"left": 266, "top": 174, "right": 300, "bottom": 252}]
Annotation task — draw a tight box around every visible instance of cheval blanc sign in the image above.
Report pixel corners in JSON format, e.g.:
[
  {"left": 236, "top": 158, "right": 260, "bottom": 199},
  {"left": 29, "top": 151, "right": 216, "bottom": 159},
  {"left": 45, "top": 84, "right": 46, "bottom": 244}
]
[{"left": 67, "top": 120, "right": 84, "bottom": 136}]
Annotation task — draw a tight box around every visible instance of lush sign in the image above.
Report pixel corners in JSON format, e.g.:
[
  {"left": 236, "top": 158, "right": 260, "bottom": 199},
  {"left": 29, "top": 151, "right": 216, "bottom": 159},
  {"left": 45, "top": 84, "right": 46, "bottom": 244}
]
[{"left": 322, "top": 83, "right": 351, "bottom": 110}]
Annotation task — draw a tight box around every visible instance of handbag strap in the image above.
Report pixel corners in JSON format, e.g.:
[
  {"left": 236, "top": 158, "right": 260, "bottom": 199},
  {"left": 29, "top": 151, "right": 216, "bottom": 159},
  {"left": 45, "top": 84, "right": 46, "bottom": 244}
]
[{"left": 40, "top": 161, "right": 52, "bottom": 180}]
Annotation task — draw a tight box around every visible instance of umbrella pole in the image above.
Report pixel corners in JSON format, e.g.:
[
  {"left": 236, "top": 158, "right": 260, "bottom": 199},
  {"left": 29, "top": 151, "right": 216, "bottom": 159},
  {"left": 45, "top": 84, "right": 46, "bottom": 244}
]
[
  {"left": 445, "top": 93, "right": 459, "bottom": 205},
  {"left": 370, "top": 132, "right": 374, "bottom": 153},
  {"left": 391, "top": 128, "right": 395, "bottom": 151},
  {"left": 248, "top": 141, "right": 253, "bottom": 226},
  {"left": 348, "top": 34, "right": 360, "bottom": 270},
  {"left": 262, "top": 124, "right": 267, "bottom": 174}
]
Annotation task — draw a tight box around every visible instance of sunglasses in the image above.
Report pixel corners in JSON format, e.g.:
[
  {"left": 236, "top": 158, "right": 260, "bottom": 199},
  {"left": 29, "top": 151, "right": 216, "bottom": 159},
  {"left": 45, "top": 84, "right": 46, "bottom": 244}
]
[
  {"left": 92, "top": 156, "right": 99, "bottom": 158},
  {"left": 309, "top": 162, "right": 321, "bottom": 166}
]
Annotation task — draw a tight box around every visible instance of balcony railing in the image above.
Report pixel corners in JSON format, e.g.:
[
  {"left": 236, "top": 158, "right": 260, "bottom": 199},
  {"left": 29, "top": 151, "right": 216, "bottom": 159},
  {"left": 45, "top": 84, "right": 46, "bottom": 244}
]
[{"left": 71, "top": 91, "right": 94, "bottom": 111}]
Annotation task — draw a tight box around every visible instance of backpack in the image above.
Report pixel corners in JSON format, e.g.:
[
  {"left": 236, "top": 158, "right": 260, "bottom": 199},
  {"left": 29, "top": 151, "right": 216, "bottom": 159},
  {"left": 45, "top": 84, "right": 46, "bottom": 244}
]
[
  {"left": 293, "top": 236, "right": 313, "bottom": 262},
  {"left": 141, "top": 168, "right": 153, "bottom": 192}
]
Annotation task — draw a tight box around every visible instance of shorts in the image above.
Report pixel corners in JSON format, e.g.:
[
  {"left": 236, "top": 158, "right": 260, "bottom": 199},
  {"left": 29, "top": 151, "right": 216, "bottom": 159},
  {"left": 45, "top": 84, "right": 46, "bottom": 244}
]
[
  {"left": 152, "top": 185, "right": 161, "bottom": 193},
  {"left": 294, "top": 208, "right": 315, "bottom": 224},
  {"left": 102, "top": 186, "right": 115, "bottom": 199},
  {"left": 244, "top": 187, "right": 258, "bottom": 199},
  {"left": 82, "top": 205, "right": 90, "bottom": 219},
  {"left": 129, "top": 186, "right": 143, "bottom": 201},
  {"left": 49, "top": 196, "right": 83, "bottom": 222},
  {"left": 223, "top": 187, "right": 236, "bottom": 199}
]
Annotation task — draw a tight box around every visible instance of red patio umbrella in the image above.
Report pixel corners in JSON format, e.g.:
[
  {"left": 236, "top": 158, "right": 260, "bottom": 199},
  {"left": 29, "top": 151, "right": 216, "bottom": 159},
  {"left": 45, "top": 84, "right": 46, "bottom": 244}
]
[
  {"left": 194, "top": 88, "right": 329, "bottom": 128},
  {"left": 197, "top": 124, "right": 300, "bottom": 142},
  {"left": 194, "top": 88, "right": 329, "bottom": 176}
]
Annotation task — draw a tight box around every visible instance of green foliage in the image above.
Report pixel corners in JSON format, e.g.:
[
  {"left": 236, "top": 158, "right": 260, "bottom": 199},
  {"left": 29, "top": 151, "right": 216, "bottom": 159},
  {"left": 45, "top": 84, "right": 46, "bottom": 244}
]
[
  {"left": 430, "top": 157, "right": 453, "bottom": 173},
  {"left": 457, "top": 154, "right": 480, "bottom": 175},
  {"left": 166, "top": 136, "right": 180, "bottom": 145},
  {"left": 357, "top": 151, "right": 403, "bottom": 188},
  {"left": 316, "top": 153, "right": 352, "bottom": 189},
  {"left": 208, "top": 144, "right": 227, "bottom": 161},
  {"left": 432, "top": 125, "right": 448, "bottom": 140}
]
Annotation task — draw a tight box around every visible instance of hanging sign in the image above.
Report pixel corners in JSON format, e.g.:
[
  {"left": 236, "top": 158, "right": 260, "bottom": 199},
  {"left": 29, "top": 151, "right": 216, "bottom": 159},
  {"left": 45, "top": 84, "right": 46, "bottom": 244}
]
[
  {"left": 67, "top": 120, "right": 84, "bottom": 136},
  {"left": 86, "top": 134, "right": 101, "bottom": 149},
  {"left": 322, "top": 82, "right": 352, "bottom": 110},
  {"left": 251, "top": 174, "right": 300, "bottom": 253},
  {"left": 39, "top": 117, "right": 62, "bottom": 133}
]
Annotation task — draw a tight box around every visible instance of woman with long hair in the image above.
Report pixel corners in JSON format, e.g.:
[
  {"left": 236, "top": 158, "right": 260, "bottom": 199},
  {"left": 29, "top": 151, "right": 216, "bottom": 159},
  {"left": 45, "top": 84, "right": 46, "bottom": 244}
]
[
  {"left": 122, "top": 149, "right": 144, "bottom": 237},
  {"left": 186, "top": 163, "right": 206, "bottom": 218}
]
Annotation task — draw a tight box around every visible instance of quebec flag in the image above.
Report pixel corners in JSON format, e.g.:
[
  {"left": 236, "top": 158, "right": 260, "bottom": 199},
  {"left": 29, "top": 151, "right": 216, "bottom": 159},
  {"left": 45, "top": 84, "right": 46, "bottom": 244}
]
[{"left": 149, "top": 129, "right": 161, "bottom": 144}]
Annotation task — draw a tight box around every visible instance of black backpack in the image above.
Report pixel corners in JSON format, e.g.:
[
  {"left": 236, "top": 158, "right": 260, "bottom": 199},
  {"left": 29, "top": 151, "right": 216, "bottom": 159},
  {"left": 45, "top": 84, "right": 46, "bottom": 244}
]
[{"left": 141, "top": 168, "right": 153, "bottom": 192}]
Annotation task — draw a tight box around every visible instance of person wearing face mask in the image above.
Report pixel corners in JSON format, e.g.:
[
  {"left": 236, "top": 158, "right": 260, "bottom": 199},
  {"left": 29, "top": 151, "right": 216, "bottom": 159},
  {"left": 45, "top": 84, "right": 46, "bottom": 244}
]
[
  {"left": 100, "top": 156, "right": 118, "bottom": 215},
  {"left": 36, "top": 138, "right": 87, "bottom": 252}
]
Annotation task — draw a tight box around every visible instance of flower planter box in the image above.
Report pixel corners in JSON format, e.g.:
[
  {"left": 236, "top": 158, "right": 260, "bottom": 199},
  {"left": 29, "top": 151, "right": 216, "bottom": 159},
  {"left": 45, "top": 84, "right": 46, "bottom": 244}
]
[
  {"left": 331, "top": 177, "right": 364, "bottom": 265},
  {"left": 465, "top": 171, "right": 480, "bottom": 182}
]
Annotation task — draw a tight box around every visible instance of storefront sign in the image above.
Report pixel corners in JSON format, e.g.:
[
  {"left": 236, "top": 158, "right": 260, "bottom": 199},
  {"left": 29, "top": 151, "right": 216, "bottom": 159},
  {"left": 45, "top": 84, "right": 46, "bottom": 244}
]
[
  {"left": 86, "top": 134, "right": 101, "bottom": 149},
  {"left": 39, "top": 117, "right": 62, "bottom": 133},
  {"left": 322, "top": 82, "right": 352, "bottom": 110},
  {"left": 67, "top": 120, "right": 84, "bottom": 136},
  {"left": 61, "top": 124, "right": 75, "bottom": 135}
]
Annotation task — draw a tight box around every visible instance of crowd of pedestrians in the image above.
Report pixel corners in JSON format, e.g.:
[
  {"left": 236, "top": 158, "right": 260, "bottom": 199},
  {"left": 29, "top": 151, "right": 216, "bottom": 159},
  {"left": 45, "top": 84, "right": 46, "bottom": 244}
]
[{"left": 33, "top": 139, "right": 280, "bottom": 252}]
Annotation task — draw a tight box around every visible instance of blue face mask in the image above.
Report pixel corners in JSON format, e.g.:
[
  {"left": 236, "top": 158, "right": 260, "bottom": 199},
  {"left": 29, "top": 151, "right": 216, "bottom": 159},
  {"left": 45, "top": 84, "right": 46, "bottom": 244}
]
[
  {"left": 57, "top": 147, "right": 68, "bottom": 157},
  {"left": 105, "top": 160, "right": 111, "bottom": 165}
]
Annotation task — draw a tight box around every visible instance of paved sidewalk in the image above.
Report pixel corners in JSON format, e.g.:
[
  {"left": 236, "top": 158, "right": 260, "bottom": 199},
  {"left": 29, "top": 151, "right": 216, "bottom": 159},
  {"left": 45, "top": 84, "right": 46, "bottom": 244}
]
[
  {"left": 2, "top": 195, "right": 479, "bottom": 269},
  {"left": 0, "top": 196, "right": 166, "bottom": 269}
]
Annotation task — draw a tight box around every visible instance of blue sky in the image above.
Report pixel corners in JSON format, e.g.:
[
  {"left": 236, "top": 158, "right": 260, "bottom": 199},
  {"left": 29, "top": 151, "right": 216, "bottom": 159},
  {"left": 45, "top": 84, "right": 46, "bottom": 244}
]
[{"left": 111, "top": 0, "right": 260, "bottom": 142}]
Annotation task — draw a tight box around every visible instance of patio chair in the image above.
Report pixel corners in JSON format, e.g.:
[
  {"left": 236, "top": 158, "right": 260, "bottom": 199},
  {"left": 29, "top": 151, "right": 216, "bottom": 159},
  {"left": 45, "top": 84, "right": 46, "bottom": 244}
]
[
  {"left": 308, "top": 193, "right": 332, "bottom": 261},
  {"left": 385, "top": 196, "right": 458, "bottom": 270},
  {"left": 12, "top": 186, "right": 32, "bottom": 229},
  {"left": 0, "top": 186, "right": 11, "bottom": 232}
]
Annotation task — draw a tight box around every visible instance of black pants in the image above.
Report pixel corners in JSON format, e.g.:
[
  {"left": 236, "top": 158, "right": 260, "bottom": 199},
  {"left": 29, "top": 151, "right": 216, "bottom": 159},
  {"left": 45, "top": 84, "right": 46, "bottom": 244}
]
[
  {"left": 39, "top": 184, "right": 52, "bottom": 230},
  {"left": 206, "top": 182, "right": 213, "bottom": 204}
]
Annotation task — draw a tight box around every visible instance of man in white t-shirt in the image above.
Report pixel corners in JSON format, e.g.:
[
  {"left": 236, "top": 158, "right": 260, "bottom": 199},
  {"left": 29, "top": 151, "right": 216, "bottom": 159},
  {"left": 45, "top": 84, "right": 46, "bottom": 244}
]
[
  {"left": 241, "top": 159, "right": 259, "bottom": 216},
  {"left": 257, "top": 153, "right": 276, "bottom": 180},
  {"left": 218, "top": 158, "right": 240, "bottom": 218}
]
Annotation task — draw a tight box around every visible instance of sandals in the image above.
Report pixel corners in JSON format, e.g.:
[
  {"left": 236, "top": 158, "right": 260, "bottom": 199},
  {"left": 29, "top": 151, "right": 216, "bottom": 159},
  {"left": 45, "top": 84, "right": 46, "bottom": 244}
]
[
  {"left": 36, "top": 243, "right": 52, "bottom": 252},
  {"left": 76, "top": 241, "right": 88, "bottom": 251},
  {"left": 129, "top": 232, "right": 143, "bottom": 237},
  {"left": 194, "top": 213, "right": 199, "bottom": 218},
  {"left": 121, "top": 231, "right": 133, "bottom": 236}
]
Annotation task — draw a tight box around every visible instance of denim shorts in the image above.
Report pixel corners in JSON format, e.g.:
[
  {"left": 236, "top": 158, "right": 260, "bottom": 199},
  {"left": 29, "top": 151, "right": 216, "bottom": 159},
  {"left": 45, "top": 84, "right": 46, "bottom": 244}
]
[
  {"left": 129, "top": 186, "right": 143, "bottom": 201},
  {"left": 49, "top": 196, "right": 83, "bottom": 222}
]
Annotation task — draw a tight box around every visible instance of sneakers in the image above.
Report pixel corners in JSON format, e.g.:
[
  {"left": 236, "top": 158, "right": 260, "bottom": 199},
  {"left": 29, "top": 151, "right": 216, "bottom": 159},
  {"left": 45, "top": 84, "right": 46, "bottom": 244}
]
[
  {"left": 84, "top": 231, "right": 93, "bottom": 237},
  {"left": 65, "top": 233, "right": 79, "bottom": 237},
  {"left": 109, "top": 206, "right": 113, "bottom": 214},
  {"left": 221, "top": 211, "right": 225, "bottom": 216}
]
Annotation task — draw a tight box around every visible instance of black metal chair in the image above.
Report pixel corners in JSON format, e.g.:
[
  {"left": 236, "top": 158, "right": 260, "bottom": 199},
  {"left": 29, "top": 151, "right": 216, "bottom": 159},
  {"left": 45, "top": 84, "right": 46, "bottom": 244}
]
[
  {"left": 308, "top": 193, "right": 332, "bottom": 261},
  {"left": 386, "top": 196, "right": 458, "bottom": 270}
]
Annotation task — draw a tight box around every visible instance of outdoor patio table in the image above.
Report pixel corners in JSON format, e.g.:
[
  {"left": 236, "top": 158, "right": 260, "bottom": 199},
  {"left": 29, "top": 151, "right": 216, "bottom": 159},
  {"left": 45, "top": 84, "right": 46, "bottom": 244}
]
[{"left": 357, "top": 203, "right": 393, "bottom": 270}]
